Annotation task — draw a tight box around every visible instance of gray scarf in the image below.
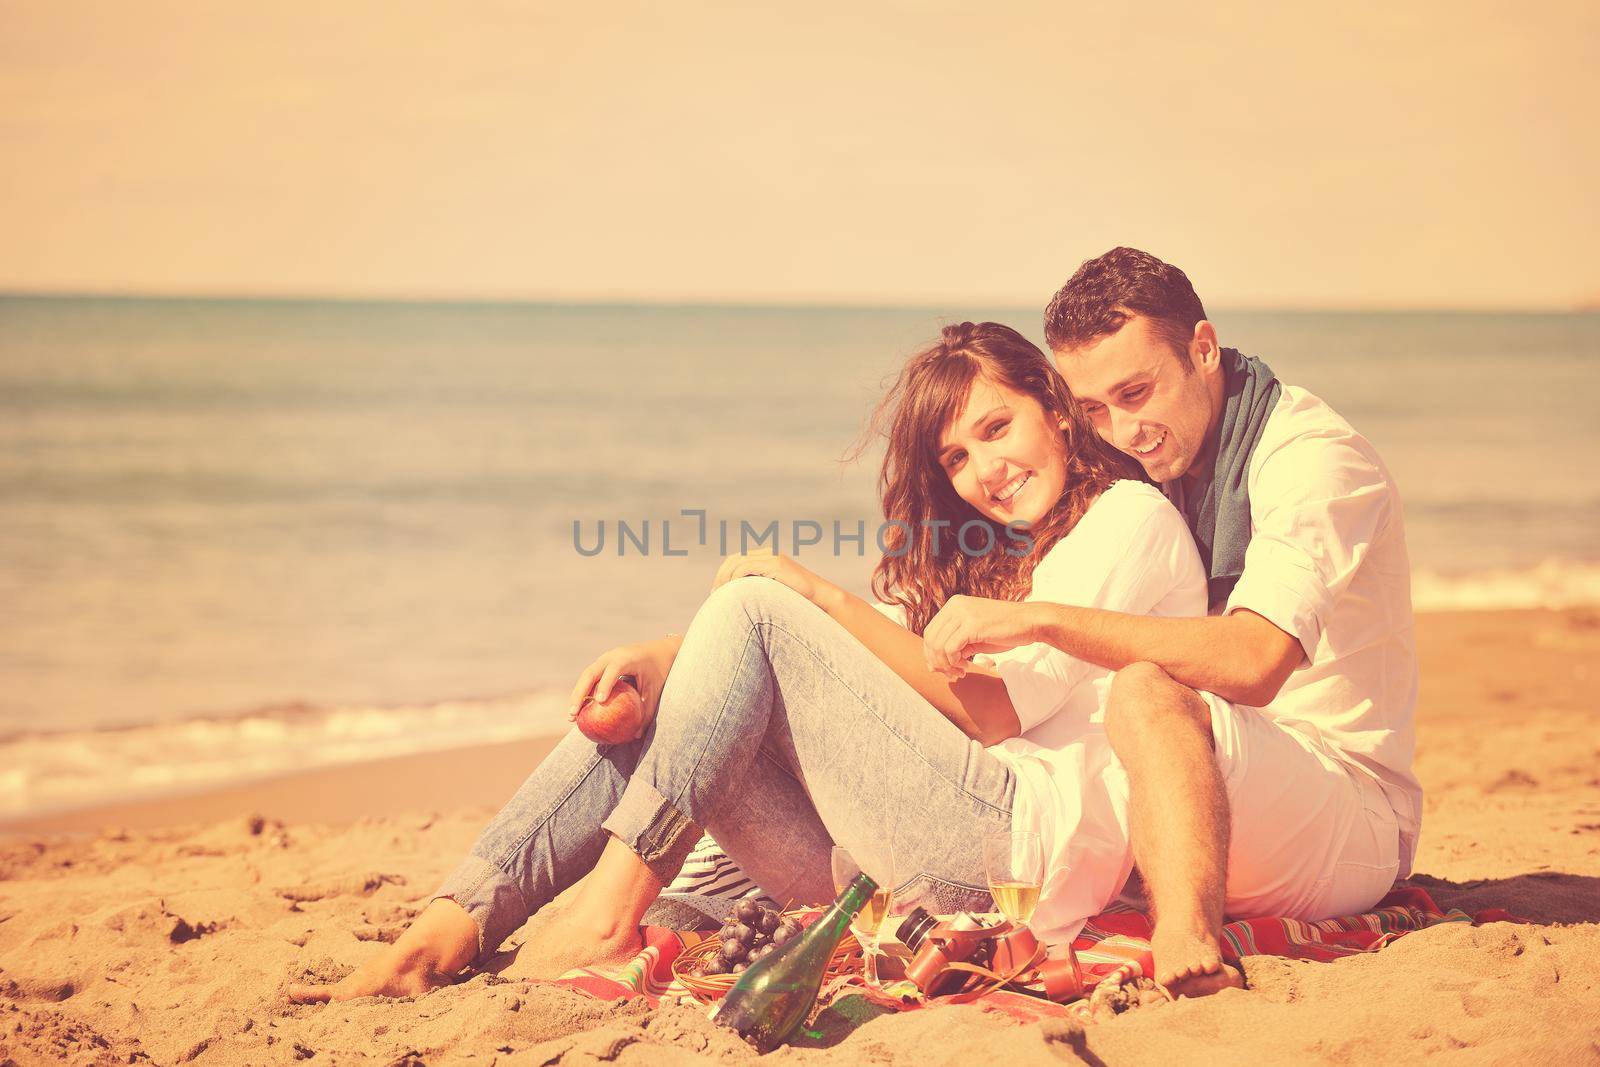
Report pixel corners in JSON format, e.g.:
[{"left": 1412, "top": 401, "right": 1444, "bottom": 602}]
[{"left": 1180, "top": 348, "right": 1281, "bottom": 611}]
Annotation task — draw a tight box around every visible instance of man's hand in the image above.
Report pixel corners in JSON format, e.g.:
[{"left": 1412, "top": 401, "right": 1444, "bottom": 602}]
[
  {"left": 1024, "top": 603, "right": 1307, "bottom": 709},
  {"left": 711, "top": 549, "right": 840, "bottom": 608},
  {"left": 923, "top": 595, "right": 1040, "bottom": 679}
]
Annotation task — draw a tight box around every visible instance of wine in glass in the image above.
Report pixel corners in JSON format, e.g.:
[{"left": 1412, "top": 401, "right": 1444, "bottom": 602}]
[
  {"left": 983, "top": 830, "right": 1043, "bottom": 927},
  {"left": 830, "top": 845, "right": 894, "bottom": 984}
]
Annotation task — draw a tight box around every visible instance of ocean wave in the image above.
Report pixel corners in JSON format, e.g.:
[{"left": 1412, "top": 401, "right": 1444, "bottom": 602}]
[
  {"left": 1411, "top": 559, "right": 1600, "bottom": 611},
  {"left": 4, "top": 559, "right": 1597, "bottom": 823},
  {"left": 0, "top": 691, "right": 570, "bottom": 822}
]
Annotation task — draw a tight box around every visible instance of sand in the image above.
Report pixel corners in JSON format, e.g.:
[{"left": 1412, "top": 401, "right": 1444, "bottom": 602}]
[{"left": 2, "top": 608, "right": 1598, "bottom": 1065}]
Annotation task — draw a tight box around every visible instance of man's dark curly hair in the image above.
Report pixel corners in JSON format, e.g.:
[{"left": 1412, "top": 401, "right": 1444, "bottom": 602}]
[{"left": 1043, "top": 247, "right": 1208, "bottom": 369}]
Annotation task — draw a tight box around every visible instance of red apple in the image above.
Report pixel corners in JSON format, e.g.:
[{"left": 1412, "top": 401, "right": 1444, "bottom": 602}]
[{"left": 575, "top": 678, "right": 645, "bottom": 744}]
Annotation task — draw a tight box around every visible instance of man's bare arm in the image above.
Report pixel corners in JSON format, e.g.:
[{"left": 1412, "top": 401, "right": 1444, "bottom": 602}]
[
  {"left": 813, "top": 585, "right": 1022, "bottom": 746},
  {"left": 1026, "top": 604, "right": 1303, "bottom": 708}
]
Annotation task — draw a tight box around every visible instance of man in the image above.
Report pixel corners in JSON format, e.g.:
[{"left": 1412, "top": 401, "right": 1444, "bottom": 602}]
[{"left": 922, "top": 247, "right": 1421, "bottom": 997}]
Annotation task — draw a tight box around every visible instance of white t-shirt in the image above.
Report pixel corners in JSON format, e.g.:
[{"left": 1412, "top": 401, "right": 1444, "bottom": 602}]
[
  {"left": 1206, "top": 385, "right": 1423, "bottom": 875},
  {"left": 875, "top": 479, "right": 1206, "bottom": 944}
]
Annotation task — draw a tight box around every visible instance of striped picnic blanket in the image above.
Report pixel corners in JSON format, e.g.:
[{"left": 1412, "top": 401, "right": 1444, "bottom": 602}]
[{"left": 548, "top": 884, "right": 1520, "bottom": 1021}]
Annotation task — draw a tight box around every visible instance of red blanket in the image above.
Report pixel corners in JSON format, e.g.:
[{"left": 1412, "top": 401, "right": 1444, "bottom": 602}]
[{"left": 547, "top": 886, "right": 1519, "bottom": 1024}]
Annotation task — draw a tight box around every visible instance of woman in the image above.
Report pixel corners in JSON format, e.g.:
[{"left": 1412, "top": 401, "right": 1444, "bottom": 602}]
[{"left": 288, "top": 322, "right": 1206, "bottom": 1003}]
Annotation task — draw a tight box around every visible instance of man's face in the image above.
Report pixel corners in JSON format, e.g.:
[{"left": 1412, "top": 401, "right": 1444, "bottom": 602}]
[{"left": 1055, "top": 314, "right": 1222, "bottom": 484}]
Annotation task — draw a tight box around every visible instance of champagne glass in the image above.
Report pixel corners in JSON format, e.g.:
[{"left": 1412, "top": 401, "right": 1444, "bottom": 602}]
[
  {"left": 983, "top": 830, "right": 1043, "bottom": 929},
  {"left": 830, "top": 845, "right": 894, "bottom": 985}
]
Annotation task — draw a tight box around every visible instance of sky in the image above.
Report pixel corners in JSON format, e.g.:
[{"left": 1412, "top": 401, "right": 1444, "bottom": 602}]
[{"left": 2, "top": 1, "right": 1596, "bottom": 308}]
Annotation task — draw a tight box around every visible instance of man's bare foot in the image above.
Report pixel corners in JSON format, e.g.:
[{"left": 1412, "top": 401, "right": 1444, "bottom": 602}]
[
  {"left": 1149, "top": 922, "right": 1244, "bottom": 998},
  {"left": 288, "top": 897, "right": 480, "bottom": 1005}
]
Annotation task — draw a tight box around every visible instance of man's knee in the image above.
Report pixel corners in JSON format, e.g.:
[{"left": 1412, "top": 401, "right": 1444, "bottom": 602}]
[{"left": 1105, "top": 661, "right": 1213, "bottom": 753}]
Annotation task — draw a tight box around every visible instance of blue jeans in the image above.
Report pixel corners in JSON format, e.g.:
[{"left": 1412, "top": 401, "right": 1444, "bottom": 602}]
[{"left": 434, "top": 577, "right": 1017, "bottom": 965}]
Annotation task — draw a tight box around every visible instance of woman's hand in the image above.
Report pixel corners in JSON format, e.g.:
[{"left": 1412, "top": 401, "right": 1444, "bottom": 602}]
[
  {"left": 567, "top": 635, "right": 682, "bottom": 725},
  {"left": 711, "top": 549, "right": 839, "bottom": 609},
  {"left": 923, "top": 595, "right": 1041, "bottom": 678}
]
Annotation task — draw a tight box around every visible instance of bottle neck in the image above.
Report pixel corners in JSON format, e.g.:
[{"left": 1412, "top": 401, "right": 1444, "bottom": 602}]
[{"left": 821, "top": 872, "right": 877, "bottom": 928}]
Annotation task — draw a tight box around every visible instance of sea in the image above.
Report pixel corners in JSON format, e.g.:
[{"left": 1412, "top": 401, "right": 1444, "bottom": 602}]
[{"left": 2, "top": 297, "right": 1597, "bottom": 820}]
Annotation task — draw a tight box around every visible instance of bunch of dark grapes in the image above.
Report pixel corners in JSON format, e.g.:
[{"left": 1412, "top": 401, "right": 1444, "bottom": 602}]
[{"left": 701, "top": 898, "right": 802, "bottom": 977}]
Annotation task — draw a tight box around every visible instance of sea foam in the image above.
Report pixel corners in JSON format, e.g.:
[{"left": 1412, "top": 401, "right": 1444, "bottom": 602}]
[
  {"left": 0, "top": 691, "right": 569, "bottom": 822},
  {"left": 1410, "top": 559, "right": 1600, "bottom": 612}
]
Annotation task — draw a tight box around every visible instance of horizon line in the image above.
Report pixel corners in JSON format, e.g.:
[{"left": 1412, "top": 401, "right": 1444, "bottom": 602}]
[{"left": 1, "top": 287, "right": 1594, "bottom": 316}]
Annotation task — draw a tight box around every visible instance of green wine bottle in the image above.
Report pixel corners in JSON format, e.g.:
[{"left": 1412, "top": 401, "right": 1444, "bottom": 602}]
[{"left": 711, "top": 872, "right": 878, "bottom": 1053}]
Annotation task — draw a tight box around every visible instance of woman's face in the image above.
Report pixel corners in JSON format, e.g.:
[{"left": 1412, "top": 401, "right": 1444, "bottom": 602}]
[{"left": 935, "top": 376, "right": 1069, "bottom": 528}]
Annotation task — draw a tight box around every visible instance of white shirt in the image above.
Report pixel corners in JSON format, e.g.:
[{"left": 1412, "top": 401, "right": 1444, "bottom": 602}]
[
  {"left": 875, "top": 479, "right": 1206, "bottom": 944},
  {"left": 1205, "top": 385, "right": 1423, "bottom": 875}
]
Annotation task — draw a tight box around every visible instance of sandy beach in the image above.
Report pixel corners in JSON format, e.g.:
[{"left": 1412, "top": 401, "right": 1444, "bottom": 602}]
[{"left": 2, "top": 607, "right": 1597, "bottom": 1065}]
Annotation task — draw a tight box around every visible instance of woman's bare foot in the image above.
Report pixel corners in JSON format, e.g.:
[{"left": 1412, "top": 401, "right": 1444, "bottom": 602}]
[
  {"left": 517, "top": 901, "right": 645, "bottom": 980},
  {"left": 1149, "top": 921, "right": 1244, "bottom": 998},
  {"left": 501, "top": 833, "right": 658, "bottom": 980},
  {"left": 288, "top": 898, "right": 480, "bottom": 1004}
]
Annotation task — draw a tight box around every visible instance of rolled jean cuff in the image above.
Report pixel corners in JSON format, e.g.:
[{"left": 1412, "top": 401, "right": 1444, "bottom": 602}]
[
  {"left": 432, "top": 853, "right": 528, "bottom": 968},
  {"left": 600, "top": 776, "right": 702, "bottom": 885}
]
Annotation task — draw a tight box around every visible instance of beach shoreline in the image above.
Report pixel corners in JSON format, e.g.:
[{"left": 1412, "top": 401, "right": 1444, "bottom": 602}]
[
  {"left": 4, "top": 605, "right": 1595, "bottom": 838},
  {"left": 0, "top": 606, "right": 1596, "bottom": 1064},
  {"left": 0, "top": 734, "right": 563, "bottom": 839}
]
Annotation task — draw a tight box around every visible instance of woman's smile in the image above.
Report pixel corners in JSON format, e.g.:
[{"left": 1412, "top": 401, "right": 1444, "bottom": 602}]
[{"left": 990, "top": 470, "right": 1032, "bottom": 505}]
